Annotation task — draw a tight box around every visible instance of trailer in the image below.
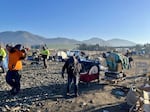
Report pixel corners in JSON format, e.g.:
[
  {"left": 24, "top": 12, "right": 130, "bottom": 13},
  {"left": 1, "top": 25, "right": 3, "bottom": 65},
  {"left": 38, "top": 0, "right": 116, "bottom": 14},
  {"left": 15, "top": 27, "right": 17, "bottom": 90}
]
[{"left": 79, "top": 60, "right": 100, "bottom": 84}]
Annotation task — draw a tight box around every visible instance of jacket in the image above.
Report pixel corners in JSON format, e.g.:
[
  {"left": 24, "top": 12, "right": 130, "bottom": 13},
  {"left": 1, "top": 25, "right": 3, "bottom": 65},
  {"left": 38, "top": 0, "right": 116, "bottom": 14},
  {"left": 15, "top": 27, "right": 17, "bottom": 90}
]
[
  {"left": 8, "top": 49, "right": 26, "bottom": 70},
  {"left": 62, "top": 56, "right": 82, "bottom": 76},
  {"left": 0, "top": 48, "right": 6, "bottom": 61}
]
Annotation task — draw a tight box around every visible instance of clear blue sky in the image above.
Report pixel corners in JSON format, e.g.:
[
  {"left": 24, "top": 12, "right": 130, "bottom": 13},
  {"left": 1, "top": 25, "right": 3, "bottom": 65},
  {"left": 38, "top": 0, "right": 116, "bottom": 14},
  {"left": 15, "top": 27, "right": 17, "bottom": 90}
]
[{"left": 0, "top": 0, "right": 150, "bottom": 44}]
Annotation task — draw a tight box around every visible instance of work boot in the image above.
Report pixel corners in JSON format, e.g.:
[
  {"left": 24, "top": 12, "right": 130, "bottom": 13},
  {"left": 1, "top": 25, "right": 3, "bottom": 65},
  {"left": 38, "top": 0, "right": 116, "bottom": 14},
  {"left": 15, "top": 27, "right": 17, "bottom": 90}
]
[
  {"left": 75, "top": 93, "right": 79, "bottom": 97},
  {"left": 1, "top": 67, "right": 5, "bottom": 73},
  {"left": 10, "top": 88, "right": 19, "bottom": 96}
]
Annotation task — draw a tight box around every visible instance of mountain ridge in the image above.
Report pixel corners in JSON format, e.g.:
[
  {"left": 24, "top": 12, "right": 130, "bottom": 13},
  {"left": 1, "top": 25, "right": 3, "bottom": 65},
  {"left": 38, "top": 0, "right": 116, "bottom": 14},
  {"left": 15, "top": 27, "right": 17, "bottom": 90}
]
[{"left": 0, "top": 31, "right": 136, "bottom": 47}]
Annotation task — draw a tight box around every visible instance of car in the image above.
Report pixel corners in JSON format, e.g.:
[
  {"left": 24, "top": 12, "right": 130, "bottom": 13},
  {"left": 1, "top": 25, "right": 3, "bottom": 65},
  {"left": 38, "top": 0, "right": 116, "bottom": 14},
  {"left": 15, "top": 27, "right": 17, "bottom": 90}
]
[{"left": 67, "top": 50, "right": 81, "bottom": 57}]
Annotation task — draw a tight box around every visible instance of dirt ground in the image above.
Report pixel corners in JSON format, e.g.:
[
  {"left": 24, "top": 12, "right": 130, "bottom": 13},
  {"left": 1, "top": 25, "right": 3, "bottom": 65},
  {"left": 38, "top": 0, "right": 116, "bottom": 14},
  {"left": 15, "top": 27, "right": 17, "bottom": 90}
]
[{"left": 0, "top": 55, "right": 149, "bottom": 112}]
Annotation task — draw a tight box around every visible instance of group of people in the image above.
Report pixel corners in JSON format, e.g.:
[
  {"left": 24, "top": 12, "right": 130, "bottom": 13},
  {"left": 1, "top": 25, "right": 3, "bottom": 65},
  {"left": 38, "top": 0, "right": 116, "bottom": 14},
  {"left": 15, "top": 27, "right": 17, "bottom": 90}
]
[
  {"left": 1, "top": 44, "right": 82, "bottom": 97},
  {"left": 31, "top": 47, "right": 83, "bottom": 97},
  {"left": 31, "top": 45, "right": 50, "bottom": 68}
]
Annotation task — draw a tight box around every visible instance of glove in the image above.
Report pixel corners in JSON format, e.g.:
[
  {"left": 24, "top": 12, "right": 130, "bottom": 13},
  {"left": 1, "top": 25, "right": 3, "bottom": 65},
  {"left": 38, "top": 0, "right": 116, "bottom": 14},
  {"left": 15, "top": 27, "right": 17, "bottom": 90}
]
[
  {"left": 21, "top": 49, "right": 27, "bottom": 53},
  {"left": 61, "top": 71, "right": 64, "bottom": 79}
]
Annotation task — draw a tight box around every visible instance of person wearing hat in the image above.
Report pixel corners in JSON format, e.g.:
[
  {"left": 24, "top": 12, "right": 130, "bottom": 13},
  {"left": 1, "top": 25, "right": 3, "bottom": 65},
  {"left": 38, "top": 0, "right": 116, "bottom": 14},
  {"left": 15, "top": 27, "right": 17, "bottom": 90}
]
[{"left": 5, "top": 44, "right": 27, "bottom": 95}]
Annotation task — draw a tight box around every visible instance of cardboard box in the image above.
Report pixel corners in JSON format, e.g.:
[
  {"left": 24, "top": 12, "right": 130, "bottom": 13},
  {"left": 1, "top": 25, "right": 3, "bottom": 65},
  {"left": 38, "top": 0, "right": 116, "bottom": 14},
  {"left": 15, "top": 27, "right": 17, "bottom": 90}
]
[{"left": 117, "top": 62, "right": 122, "bottom": 72}]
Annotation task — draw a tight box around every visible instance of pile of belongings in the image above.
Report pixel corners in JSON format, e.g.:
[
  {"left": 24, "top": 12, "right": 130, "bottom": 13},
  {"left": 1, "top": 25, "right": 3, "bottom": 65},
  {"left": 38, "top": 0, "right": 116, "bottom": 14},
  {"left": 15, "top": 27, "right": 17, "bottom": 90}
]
[
  {"left": 105, "top": 52, "right": 130, "bottom": 72},
  {"left": 126, "top": 84, "right": 150, "bottom": 112},
  {"left": 104, "top": 52, "right": 130, "bottom": 80},
  {"left": 79, "top": 60, "right": 100, "bottom": 83}
]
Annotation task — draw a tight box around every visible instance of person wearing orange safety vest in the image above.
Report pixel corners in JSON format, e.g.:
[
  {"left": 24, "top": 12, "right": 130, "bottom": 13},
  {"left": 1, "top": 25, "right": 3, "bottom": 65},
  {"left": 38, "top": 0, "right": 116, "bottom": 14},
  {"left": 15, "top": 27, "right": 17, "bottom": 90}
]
[{"left": 5, "top": 44, "right": 27, "bottom": 95}]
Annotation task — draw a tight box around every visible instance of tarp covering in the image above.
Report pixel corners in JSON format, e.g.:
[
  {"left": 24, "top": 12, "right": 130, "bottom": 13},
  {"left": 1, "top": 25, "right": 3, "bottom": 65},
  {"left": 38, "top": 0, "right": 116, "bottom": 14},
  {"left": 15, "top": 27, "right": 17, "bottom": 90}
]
[
  {"left": 56, "top": 51, "right": 67, "bottom": 59},
  {"left": 106, "top": 52, "right": 130, "bottom": 72}
]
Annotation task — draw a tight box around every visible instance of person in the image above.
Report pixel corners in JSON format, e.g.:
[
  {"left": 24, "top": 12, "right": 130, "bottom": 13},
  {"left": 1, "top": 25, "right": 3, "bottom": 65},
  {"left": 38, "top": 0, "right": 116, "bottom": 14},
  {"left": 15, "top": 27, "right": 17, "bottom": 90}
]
[
  {"left": 125, "top": 50, "right": 133, "bottom": 68},
  {"left": 40, "top": 46, "right": 50, "bottom": 68},
  {"left": 0, "top": 45, "right": 7, "bottom": 73},
  {"left": 61, "top": 55, "right": 82, "bottom": 97},
  {"left": 5, "top": 44, "right": 27, "bottom": 95}
]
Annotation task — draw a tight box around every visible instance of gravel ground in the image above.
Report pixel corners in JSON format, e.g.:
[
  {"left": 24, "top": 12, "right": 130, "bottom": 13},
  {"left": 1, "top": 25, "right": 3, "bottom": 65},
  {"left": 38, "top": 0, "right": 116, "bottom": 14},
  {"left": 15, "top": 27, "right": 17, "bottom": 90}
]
[{"left": 0, "top": 57, "right": 148, "bottom": 112}]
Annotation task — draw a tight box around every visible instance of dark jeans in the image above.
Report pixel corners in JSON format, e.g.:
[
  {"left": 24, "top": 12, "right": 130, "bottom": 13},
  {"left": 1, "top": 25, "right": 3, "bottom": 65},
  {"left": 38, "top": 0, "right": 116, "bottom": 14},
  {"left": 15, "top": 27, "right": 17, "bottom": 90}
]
[
  {"left": 6, "top": 70, "right": 21, "bottom": 93},
  {"left": 0, "top": 66, "right": 5, "bottom": 73},
  {"left": 43, "top": 58, "right": 47, "bottom": 68},
  {"left": 42, "top": 55, "right": 48, "bottom": 68},
  {"left": 67, "top": 74, "right": 79, "bottom": 95}
]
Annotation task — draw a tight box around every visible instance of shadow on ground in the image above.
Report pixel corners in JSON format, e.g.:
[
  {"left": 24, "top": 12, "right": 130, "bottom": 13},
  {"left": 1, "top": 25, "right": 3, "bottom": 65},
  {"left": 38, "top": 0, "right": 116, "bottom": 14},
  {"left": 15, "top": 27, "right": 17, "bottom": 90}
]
[{"left": 0, "top": 81, "right": 106, "bottom": 108}]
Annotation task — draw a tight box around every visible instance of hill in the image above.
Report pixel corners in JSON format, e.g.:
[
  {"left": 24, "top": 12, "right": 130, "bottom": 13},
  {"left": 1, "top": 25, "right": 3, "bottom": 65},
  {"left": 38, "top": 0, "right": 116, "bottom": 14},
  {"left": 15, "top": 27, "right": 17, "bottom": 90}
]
[
  {"left": 0, "top": 31, "right": 45, "bottom": 45},
  {"left": 0, "top": 31, "right": 136, "bottom": 47},
  {"left": 45, "top": 37, "right": 81, "bottom": 44},
  {"left": 107, "top": 38, "right": 136, "bottom": 47},
  {"left": 82, "top": 37, "right": 136, "bottom": 47},
  {"left": 82, "top": 37, "right": 110, "bottom": 46},
  {"left": 0, "top": 31, "right": 80, "bottom": 47}
]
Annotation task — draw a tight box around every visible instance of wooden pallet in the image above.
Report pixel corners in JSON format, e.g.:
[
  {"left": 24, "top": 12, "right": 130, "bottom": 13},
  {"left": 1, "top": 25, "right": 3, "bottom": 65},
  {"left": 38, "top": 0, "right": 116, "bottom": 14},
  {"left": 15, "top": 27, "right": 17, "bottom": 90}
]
[{"left": 105, "top": 76, "right": 126, "bottom": 84}]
